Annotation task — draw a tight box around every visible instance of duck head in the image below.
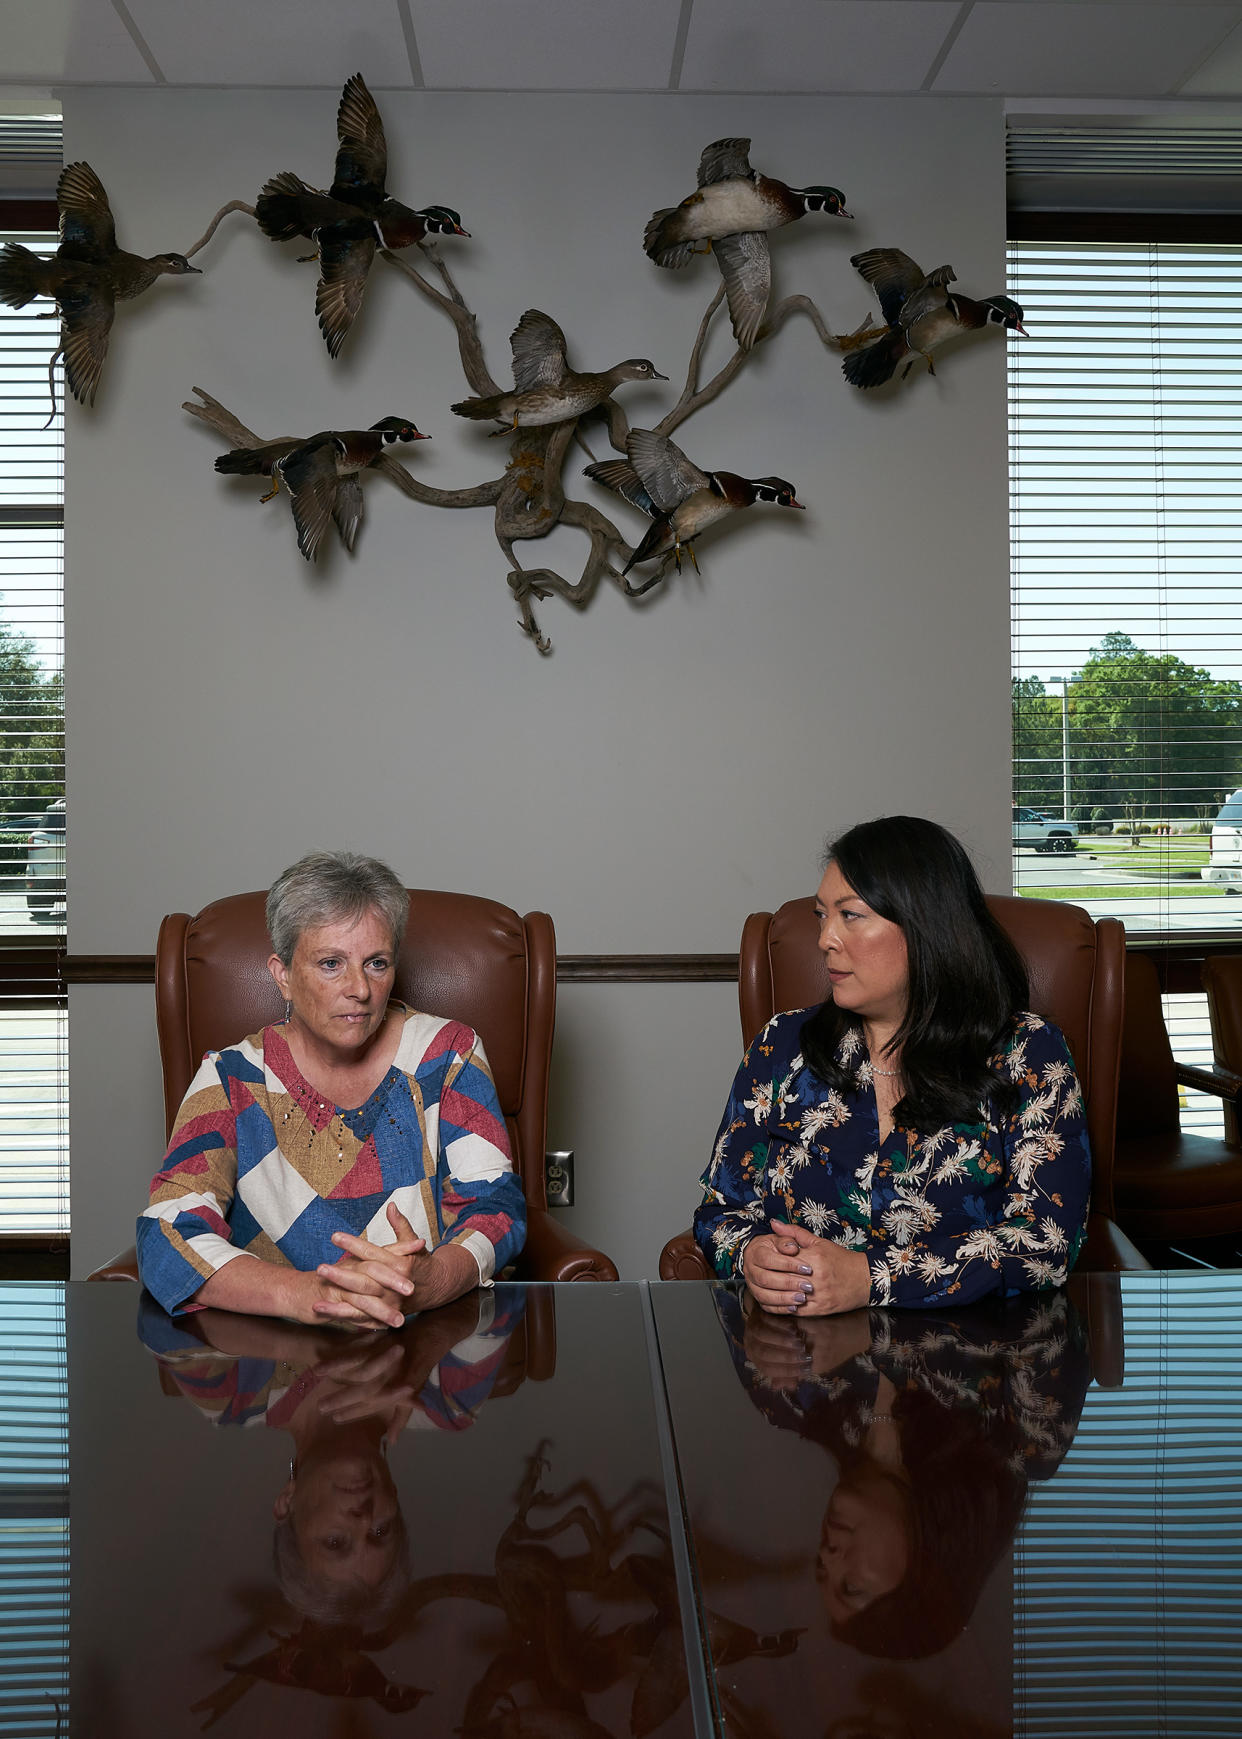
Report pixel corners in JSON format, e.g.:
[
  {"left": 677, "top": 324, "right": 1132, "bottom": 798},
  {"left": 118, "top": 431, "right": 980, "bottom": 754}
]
[
  {"left": 151, "top": 253, "right": 202, "bottom": 275},
  {"left": 751, "top": 476, "right": 805, "bottom": 509},
  {"left": 614, "top": 359, "right": 669, "bottom": 382},
  {"left": 982, "top": 295, "right": 1027, "bottom": 334},
  {"left": 796, "top": 187, "right": 852, "bottom": 219},
  {"left": 369, "top": 417, "right": 430, "bottom": 443},
  {"left": 419, "top": 205, "right": 470, "bottom": 238}
]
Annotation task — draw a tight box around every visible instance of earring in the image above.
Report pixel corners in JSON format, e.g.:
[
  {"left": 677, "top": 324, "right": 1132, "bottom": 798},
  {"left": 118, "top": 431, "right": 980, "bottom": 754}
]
[{"left": 283, "top": 1000, "right": 291, "bottom": 1024}]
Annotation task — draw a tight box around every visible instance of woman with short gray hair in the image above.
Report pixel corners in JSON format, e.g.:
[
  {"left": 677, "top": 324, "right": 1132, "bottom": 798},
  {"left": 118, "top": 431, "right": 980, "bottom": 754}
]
[{"left": 137, "top": 849, "right": 525, "bottom": 1327}]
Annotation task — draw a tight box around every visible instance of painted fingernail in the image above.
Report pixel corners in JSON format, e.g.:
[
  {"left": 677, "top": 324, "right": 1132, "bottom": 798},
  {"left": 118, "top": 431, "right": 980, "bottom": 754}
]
[{"left": 798, "top": 1264, "right": 813, "bottom": 1275}]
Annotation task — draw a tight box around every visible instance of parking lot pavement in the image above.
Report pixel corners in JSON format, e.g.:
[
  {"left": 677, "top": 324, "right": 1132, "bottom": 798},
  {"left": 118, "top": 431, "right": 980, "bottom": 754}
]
[{"left": 0, "top": 888, "right": 65, "bottom": 938}]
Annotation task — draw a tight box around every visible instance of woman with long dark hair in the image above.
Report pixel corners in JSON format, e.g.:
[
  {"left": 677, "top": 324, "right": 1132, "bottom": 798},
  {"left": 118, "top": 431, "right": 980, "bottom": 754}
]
[{"left": 694, "top": 816, "right": 1090, "bottom": 1312}]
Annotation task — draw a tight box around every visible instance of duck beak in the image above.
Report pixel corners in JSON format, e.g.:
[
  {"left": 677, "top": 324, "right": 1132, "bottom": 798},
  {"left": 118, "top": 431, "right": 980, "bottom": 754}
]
[
  {"left": 454, "top": 225, "right": 471, "bottom": 237},
  {"left": 790, "top": 497, "right": 806, "bottom": 509},
  {"left": 653, "top": 368, "right": 669, "bottom": 380},
  {"left": 838, "top": 208, "right": 854, "bottom": 220},
  {"left": 1014, "top": 320, "right": 1028, "bottom": 337}
]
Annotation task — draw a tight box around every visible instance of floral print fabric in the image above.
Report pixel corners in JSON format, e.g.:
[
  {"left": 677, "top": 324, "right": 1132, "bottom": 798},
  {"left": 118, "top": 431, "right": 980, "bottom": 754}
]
[{"left": 694, "top": 1009, "right": 1090, "bottom": 1307}]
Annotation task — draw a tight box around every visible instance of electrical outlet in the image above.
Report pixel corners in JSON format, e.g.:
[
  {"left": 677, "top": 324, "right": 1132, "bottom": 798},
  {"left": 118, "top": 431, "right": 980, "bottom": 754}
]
[{"left": 545, "top": 1150, "right": 574, "bottom": 1206}]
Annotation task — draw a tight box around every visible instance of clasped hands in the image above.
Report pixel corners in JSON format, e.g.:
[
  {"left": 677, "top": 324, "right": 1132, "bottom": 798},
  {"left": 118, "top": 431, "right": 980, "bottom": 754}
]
[
  {"left": 312, "top": 1201, "right": 480, "bottom": 1331},
  {"left": 742, "top": 1219, "right": 872, "bottom": 1317}
]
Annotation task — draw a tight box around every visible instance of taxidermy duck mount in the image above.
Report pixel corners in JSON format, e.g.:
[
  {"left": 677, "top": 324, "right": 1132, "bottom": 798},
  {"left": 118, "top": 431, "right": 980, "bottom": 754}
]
[{"left": 0, "top": 161, "right": 202, "bottom": 424}]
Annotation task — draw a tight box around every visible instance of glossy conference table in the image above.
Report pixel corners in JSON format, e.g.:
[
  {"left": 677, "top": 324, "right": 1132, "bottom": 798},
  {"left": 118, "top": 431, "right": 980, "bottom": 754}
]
[{"left": 5, "top": 1271, "right": 1242, "bottom": 1737}]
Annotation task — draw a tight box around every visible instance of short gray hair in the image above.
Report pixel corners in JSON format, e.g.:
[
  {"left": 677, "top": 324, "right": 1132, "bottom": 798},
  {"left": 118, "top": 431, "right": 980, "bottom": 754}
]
[{"left": 266, "top": 851, "right": 408, "bottom": 966}]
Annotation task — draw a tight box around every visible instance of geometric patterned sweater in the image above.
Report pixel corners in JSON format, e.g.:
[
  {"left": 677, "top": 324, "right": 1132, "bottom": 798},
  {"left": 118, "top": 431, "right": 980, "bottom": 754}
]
[{"left": 137, "top": 1006, "right": 525, "bottom": 1316}]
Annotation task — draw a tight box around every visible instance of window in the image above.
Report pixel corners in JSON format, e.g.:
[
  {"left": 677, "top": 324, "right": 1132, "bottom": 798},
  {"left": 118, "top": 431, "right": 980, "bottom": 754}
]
[
  {"left": 0, "top": 118, "right": 66, "bottom": 1245},
  {"left": 1007, "top": 126, "right": 1242, "bottom": 1143}
]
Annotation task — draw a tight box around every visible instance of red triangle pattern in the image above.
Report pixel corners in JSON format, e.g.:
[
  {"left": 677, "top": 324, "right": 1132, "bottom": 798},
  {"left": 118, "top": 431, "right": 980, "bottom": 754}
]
[{"left": 327, "top": 1138, "right": 384, "bottom": 1200}]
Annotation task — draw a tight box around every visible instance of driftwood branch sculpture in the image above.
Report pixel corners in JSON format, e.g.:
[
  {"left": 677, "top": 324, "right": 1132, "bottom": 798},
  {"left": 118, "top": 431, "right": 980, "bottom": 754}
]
[
  {"left": 376, "top": 244, "right": 844, "bottom": 651},
  {"left": 186, "top": 202, "right": 845, "bottom": 651}
]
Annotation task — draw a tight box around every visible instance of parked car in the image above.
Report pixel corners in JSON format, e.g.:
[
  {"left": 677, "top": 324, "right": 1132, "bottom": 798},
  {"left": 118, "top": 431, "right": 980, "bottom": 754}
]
[
  {"left": 1012, "top": 806, "right": 1078, "bottom": 854},
  {"left": 1202, "top": 791, "right": 1242, "bottom": 891},
  {"left": 0, "top": 814, "right": 43, "bottom": 881},
  {"left": 24, "top": 799, "right": 65, "bottom": 910}
]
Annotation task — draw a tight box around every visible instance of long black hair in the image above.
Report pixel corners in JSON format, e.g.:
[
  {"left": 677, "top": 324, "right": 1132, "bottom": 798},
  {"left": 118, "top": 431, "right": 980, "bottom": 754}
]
[{"left": 801, "top": 815, "right": 1029, "bottom": 1131}]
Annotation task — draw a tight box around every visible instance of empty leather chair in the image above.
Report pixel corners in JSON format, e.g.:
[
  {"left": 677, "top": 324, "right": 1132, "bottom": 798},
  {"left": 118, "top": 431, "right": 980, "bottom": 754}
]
[{"left": 1109, "top": 951, "right": 1242, "bottom": 1244}]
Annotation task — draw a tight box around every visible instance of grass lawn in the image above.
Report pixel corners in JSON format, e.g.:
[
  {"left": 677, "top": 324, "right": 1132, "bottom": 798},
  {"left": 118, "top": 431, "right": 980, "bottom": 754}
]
[
  {"left": 1019, "top": 883, "right": 1231, "bottom": 899},
  {"left": 1079, "top": 836, "right": 1210, "bottom": 868}
]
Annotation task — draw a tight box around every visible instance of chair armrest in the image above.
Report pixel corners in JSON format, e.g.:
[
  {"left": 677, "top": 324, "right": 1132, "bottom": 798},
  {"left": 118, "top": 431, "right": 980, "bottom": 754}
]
[
  {"left": 516, "top": 1208, "right": 619, "bottom": 1283},
  {"left": 88, "top": 1223, "right": 622, "bottom": 1288},
  {"left": 86, "top": 1244, "right": 140, "bottom": 1282},
  {"left": 1076, "top": 1212, "right": 1151, "bottom": 1274},
  {"left": 658, "top": 1228, "right": 712, "bottom": 1281},
  {"left": 1175, "top": 1061, "right": 1242, "bottom": 1102}
]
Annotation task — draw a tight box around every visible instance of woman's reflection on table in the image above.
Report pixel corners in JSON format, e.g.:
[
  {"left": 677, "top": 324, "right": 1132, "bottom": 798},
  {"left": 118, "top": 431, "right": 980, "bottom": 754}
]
[
  {"left": 139, "top": 1288, "right": 526, "bottom": 1722},
  {"left": 721, "top": 1287, "right": 1091, "bottom": 1662}
]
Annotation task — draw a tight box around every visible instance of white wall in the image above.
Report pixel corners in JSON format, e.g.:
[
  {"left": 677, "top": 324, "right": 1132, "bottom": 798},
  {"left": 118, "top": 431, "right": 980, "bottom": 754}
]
[{"left": 64, "top": 88, "right": 1013, "bottom": 1277}]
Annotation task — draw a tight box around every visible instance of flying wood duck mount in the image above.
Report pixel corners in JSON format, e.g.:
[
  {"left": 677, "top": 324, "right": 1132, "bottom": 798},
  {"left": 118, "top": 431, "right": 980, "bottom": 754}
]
[
  {"left": 254, "top": 73, "right": 469, "bottom": 359},
  {"left": 214, "top": 416, "right": 430, "bottom": 562},
  {"left": 0, "top": 160, "right": 201, "bottom": 423}
]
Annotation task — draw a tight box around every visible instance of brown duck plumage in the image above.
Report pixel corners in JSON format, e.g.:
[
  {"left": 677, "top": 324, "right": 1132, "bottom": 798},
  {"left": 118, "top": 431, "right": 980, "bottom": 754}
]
[{"left": 0, "top": 161, "right": 199, "bottom": 408}]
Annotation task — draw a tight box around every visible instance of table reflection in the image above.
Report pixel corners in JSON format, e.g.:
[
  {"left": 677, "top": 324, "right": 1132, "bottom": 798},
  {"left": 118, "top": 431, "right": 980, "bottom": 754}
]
[
  {"left": 85, "top": 1282, "right": 702, "bottom": 1738},
  {"left": 652, "top": 1283, "right": 1097, "bottom": 1738},
  {"left": 720, "top": 1291, "right": 1090, "bottom": 1662},
  {"left": 139, "top": 1288, "right": 529, "bottom": 1722}
]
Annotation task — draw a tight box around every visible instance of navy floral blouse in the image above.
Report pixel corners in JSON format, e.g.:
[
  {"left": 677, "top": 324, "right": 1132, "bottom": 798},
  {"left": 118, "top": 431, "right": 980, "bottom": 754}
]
[{"left": 694, "top": 1009, "right": 1090, "bottom": 1308}]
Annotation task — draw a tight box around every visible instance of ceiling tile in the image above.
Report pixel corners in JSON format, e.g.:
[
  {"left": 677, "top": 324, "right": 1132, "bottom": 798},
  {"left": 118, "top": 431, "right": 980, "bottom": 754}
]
[
  {"left": 680, "top": 0, "right": 961, "bottom": 92},
  {"left": 0, "top": 0, "right": 155, "bottom": 83},
  {"left": 933, "top": 3, "right": 1241, "bottom": 97},
  {"left": 124, "top": 0, "right": 414, "bottom": 87},
  {"left": 1180, "top": 15, "right": 1242, "bottom": 94},
  {"left": 409, "top": 0, "right": 682, "bottom": 89}
]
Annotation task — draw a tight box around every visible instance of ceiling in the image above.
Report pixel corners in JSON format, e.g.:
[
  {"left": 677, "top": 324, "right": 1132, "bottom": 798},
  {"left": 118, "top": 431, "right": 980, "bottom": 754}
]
[{"left": 5, "top": 0, "right": 1242, "bottom": 100}]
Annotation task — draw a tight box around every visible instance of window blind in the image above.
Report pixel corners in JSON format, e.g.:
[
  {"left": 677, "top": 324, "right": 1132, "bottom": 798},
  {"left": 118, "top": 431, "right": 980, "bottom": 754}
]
[
  {"left": 1006, "top": 126, "right": 1242, "bottom": 1148},
  {"left": 1009, "top": 237, "right": 1242, "bottom": 938},
  {"left": 0, "top": 114, "right": 67, "bottom": 1244},
  {"left": 1014, "top": 1272, "right": 1242, "bottom": 1737},
  {"left": 0, "top": 1284, "right": 68, "bottom": 1738}
]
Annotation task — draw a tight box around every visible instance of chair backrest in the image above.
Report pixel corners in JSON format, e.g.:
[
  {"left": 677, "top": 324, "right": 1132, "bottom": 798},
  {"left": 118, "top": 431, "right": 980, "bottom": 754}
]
[
  {"left": 738, "top": 894, "right": 1125, "bottom": 1219},
  {"left": 155, "top": 890, "right": 556, "bottom": 1209},
  {"left": 1202, "top": 953, "right": 1242, "bottom": 1145},
  {"left": 1115, "top": 951, "right": 1180, "bottom": 1140}
]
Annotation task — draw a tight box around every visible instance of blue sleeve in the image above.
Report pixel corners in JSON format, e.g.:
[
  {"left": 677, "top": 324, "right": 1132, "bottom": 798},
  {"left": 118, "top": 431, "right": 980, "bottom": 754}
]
[{"left": 693, "top": 1014, "right": 801, "bottom": 1278}]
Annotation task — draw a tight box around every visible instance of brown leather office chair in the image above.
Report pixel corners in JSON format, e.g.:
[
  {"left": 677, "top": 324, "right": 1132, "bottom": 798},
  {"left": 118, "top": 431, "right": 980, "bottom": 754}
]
[
  {"left": 89, "top": 889, "right": 617, "bottom": 1284},
  {"left": 660, "top": 893, "right": 1148, "bottom": 1279},
  {"left": 1108, "top": 951, "right": 1242, "bottom": 1244}
]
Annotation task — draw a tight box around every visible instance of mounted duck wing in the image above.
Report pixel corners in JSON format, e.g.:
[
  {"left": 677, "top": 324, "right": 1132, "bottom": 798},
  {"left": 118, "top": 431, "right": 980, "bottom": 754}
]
[
  {"left": 509, "top": 308, "right": 569, "bottom": 391},
  {"left": 329, "top": 73, "right": 388, "bottom": 209},
  {"left": 316, "top": 228, "right": 377, "bottom": 359},
  {"left": 698, "top": 137, "right": 755, "bottom": 187},
  {"left": 712, "top": 230, "right": 771, "bottom": 351},
  {"left": 851, "top": 248, "right": 955, "bottom": 328},
  {"left": 626, "top": 428, "right": 710, "bottom": 514},
  {"left": 57, "top": 162, "right": 117, "bottom": 262}
]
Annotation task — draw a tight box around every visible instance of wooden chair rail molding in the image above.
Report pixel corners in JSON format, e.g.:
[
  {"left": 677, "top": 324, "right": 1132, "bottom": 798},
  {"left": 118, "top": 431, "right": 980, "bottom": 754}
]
[{"left": 2, "top": 936, "right": 1242, "bottom": 990}]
